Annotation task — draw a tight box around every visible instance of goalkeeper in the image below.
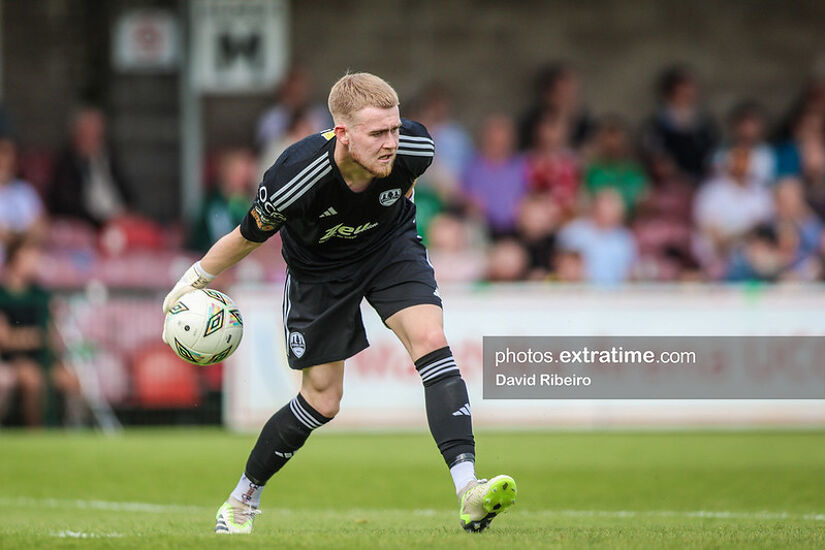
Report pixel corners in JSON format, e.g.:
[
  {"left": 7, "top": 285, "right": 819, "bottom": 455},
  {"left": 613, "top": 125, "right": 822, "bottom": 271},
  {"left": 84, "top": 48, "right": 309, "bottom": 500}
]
[{"left": 162, "top": 72, "right": 516, "bottom": 534}]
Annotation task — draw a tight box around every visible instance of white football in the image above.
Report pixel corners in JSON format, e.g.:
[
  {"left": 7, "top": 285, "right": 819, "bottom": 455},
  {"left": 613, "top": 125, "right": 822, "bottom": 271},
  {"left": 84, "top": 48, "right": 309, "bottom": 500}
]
[{"left": 164, "top": 289, "right": 244, "bottom": 365}]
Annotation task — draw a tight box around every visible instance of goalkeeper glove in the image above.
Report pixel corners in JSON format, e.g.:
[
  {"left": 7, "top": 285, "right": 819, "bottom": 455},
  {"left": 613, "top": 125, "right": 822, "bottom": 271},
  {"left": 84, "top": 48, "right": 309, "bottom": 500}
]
[{"left": 161, "top": 261, "right": 215, "bottom": 344}]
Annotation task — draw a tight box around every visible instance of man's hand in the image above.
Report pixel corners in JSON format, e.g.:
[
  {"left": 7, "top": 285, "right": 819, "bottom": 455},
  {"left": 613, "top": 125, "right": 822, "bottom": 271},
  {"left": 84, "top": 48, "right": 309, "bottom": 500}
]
[{"left": 161, "top": 261, "right": 215, "bottom": 344}]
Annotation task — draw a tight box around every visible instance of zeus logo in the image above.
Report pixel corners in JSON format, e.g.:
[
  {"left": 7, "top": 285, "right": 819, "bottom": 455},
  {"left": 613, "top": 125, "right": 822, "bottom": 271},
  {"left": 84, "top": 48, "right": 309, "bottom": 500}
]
[{"left": 319, "top": 222, "right": 379, "bottom": 243}]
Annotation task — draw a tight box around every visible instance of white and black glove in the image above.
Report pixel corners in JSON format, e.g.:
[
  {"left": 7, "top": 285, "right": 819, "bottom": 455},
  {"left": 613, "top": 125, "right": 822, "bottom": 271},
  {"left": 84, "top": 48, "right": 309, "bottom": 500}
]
[{"left": 161, "top": 261, "right": 215, "bottom": 344}]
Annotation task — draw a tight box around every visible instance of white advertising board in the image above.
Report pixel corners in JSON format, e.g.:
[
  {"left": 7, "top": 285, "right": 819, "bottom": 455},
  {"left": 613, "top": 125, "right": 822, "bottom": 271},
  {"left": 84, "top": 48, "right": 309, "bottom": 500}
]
[{"left": 225, "top": 284, "right": 825, "bottom": 431}]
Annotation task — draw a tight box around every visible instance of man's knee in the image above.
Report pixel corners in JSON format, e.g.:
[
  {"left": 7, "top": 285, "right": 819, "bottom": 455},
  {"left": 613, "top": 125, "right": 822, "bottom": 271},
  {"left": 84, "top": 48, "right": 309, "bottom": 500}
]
[
  {"left": 300, "top": 387, "right": 342, "bottom": 418},
  {"left": 0, "top": 365, "right": 15, "bottom": 392},
  {"left": 410, "top": 327, "right": 449, "bottom": 360},
  {"left": 300, "top": 362, "right": 344, "bottom": 418},
  {"left": 15, "top": 360, "right": 44, "bottom": 392}
]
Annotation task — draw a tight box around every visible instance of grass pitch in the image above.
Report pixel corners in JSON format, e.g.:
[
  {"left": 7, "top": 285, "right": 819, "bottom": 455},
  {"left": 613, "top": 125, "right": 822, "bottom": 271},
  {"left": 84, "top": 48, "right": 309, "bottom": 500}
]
[{"left": 0, "top": 429, "right": 823, "bottom": 549}]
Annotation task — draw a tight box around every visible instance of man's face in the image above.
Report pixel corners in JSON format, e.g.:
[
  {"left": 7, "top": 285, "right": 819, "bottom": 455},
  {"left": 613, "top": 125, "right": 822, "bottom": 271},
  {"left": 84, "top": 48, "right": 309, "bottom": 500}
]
[{"left": 339, "top": 106, "right": 401, "bottom": 178}]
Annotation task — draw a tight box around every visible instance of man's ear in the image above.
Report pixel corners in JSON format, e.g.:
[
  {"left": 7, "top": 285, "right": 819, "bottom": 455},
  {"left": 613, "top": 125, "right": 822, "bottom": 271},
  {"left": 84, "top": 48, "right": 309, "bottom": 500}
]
[{"left": 333, "top": 125, "right": 348, "bottom": 145}]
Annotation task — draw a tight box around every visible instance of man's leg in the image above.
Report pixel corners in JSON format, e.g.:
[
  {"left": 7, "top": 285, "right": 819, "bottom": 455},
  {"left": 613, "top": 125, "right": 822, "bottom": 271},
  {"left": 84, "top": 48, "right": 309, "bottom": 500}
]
[
  {"left": 50, "top": 362, "right": 86, "bottom": 427},
  {"left": 14, "top": 358, "right": 44, "bottom": 427},
  {"left": 217, "top": 361, "right": 343, "bottom": 534},
  {"left": 0, "top": 363, "right": 16, "bottom": 425},
  {"left": 385, "top": 304, "right": 475, "bottom": 484},
  {"left": 385, "top": 304, "right": 517, "bottom": 532}
]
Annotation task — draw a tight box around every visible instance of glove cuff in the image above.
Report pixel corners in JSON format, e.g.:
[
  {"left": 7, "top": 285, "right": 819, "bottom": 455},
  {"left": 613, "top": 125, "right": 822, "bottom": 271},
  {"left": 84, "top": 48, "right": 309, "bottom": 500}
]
[{"left": 183, "top": 261, "right": 215, "bottom": 289}]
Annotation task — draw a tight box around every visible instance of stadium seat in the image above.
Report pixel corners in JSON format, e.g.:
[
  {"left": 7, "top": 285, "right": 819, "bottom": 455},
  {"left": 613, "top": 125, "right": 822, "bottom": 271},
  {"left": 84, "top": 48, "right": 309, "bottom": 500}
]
[{"left": 131, "top": 345, "right": 201, "bottom": 408}]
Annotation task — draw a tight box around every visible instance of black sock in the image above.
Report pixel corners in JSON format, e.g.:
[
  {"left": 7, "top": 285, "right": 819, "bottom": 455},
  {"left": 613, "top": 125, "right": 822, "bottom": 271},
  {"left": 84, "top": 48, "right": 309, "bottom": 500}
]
[
  {"left": 415, "top": 346, "right": 475, "bottom": 467},
  {"left": 244, "top": 393, "right": 333, "bottom": 485}
]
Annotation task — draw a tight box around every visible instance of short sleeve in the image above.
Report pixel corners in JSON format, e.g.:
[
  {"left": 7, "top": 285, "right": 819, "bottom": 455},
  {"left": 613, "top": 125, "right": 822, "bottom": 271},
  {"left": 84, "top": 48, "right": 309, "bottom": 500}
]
[{"left": 396, "top": 119, "right": 435, "bottom": 179}]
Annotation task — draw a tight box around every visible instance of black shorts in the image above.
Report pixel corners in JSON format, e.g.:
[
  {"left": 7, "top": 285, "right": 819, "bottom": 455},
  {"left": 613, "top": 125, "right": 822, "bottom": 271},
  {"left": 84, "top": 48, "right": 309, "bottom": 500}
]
[{"left": 282, "top": 230, "right": 442, "bottom": 369}]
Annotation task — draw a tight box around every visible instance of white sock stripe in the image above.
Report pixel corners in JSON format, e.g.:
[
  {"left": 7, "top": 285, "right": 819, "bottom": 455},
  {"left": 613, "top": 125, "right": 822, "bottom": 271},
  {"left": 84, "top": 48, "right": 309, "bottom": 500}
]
[
  {"left": 416, "top": 356, "right": 454, "bottom": 374},
  {"left": 291, "top": 398, "right": 322, "bottom": 429},
  {"left": 399, "top": 135, "right": 435, "bottom": 143},
  {"left": 418, "top": 360, "right": 457, "bottom": 379},
  {"left": 416, "top": 357, "right": 455, "bottom": 376},
  {"left": 289, "top": 399, "right": 320, "bottom": 429},
  {"left": 417, "top": 361, "right": 457, "bottom": 380},
  {"left": 396, "top": 141, "right": 434, "bottom": 150},
  {"left": 288, "top": 400, "right": 314, "bottom": 429},
  {"left": 422, "top": 365, "right": 460, "bottom": 382},
  {"left": 269, "top": 154, "right": 328, "bottom": 201},
  {"left": 397, "top": 149, "right": 435, "bottom": 157},
  {"left": 272, "top": 163, "right": 332, "bottom": 210},
  {"left": 291, "top": 397, "right": 322, "bottom": 428}
]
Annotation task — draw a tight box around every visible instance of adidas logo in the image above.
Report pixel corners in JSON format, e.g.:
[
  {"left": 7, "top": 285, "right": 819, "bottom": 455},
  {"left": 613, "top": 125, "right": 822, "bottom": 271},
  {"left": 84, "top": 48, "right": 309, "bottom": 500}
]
[
  {"left": 274, "top": 451, "right": 294, "bottom": 458},
  {"left": 319, "top": 207, "right": 338, "bottom": 218},
  {"left": 452, "top": 403, "right": 471, "bottom": 416}
]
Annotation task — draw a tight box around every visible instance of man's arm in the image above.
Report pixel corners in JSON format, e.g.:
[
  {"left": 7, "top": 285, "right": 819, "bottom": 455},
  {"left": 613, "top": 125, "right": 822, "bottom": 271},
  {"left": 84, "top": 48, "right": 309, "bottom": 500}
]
[
  {"left": 201, "top": 226, "right": 262, "bottom": 276},
  {"left": 162, "top": 226, "right": 261, "bottom": 316}
]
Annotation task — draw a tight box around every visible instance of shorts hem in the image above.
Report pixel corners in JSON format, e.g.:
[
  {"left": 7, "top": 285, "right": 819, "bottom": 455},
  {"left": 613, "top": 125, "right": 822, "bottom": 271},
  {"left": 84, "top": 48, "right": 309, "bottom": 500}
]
[
  {"left": 286, "top": 341, "right": 370, "bottom": 370},
  {"left": 378, "top": 297, "right": 443, "bottom": 323}
]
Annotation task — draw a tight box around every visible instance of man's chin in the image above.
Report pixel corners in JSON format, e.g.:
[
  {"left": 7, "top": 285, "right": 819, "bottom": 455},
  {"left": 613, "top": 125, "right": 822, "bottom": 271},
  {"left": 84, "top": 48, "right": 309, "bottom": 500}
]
[{"left": 370, "top": 161, "right": 395, "bottom": 178}]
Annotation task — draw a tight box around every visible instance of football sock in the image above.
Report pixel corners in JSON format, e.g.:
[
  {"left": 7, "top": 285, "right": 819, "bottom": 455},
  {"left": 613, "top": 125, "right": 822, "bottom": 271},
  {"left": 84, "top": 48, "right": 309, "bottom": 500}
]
[
  {"left": 450, "top": 460, "right": 478, "bottom": 495},
  {"left": 230, "top": 473, "right": 264, "bottom": 508},
  {"left": 415, "top": 346, "right": 476, "bottom": 469},
  {"left": 243, "top": 393, "right": 333, "bottom": 487}
]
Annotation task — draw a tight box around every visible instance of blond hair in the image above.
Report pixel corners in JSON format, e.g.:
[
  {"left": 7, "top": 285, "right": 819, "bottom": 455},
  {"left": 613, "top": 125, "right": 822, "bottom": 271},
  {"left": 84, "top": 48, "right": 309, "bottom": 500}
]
[{"left": 328, "top": 72, "right": 399, "bottom": 124}]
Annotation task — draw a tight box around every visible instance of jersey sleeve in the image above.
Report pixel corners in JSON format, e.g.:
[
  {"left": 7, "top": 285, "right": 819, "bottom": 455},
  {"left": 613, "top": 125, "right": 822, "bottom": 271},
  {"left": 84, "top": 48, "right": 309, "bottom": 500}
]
[
  {"left": 239, "top": 157, "right": 292, "bottom": 242},
  {"left": 396, "top": 119, "right": 435, "bottom": 179},
  {"left": 239, "top": 187, "right": 286, "bottom": 242}
]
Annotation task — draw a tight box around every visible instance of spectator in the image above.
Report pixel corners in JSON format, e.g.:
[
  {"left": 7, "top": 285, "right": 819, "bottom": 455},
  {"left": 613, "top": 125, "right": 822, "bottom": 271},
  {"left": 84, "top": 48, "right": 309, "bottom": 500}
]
[
  {"left": 258, "top": 108, "right": 318, "bottom": 182},
  {"left": 0, "top": 138, "right": 47, "bottom": 257},
  {"left": 775, "top": 107, "right": 825, "bottom": 181},
  {"left": 519, "top": 62, "right": 594, "bottom": 150},
  {"left": 515, "top": 193, "right": 560, "bottom": 279},
  {"left": 773, "top": 177, "right": 824, "bottom": 276},
  {"left": 773, "top": 103, "right": 825, "bottom": 221},
  {"left": 406, "top": 84, "right": 475, "bottom": 240},
  {"left": 425, "top": 213, "right": 487, "bottom": 283},
  {"left": 256, "top": 66, "right": 332, "bottom": 150},
  {"left": 411, "top": 82, "right": 475, "bottom": 194},
  {"left": 713, "top": 101, "right": 775, "bottom": 188},
  {"left": 633, "top": 152, "right": 696, "bottom": 280},
  {"left": 642, "top": 65, "right": 717, "bottom": 182},
  {"left": 190, "top": 148, "right": 258, "bottom": 253},
  {"left": 552, "top": 249, "right": 585, "bottom": 282},
  {"left": 692, "top": 146, "right": 774, "bottom": 277},
  {"left": 0, "top": 239, "right": 84, "bottom": 427},
  {"left": 584, "top": 115, "right": 649, "bottom": 213},
  {"left": 462, "top": 114, "right": 529, "bottom": 238},
  {"left": 486, "top": 238, "right": 530, "bottom": 281},
  {"left": 558, "top": 188, "right": 637, "bottom": 285},
  {"left": 525, "top": 109, "right": 581, "bottom": 215},
  {"left": 725, "top": 224, "right": 787, "bottom": 282},
  {"left": 49, "top": 106, "right": 134, "bottom": 227}
]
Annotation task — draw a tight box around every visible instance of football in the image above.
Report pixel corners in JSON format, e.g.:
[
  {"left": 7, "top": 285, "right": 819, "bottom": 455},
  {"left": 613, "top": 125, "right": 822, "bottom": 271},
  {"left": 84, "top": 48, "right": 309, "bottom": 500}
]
[{"left": 164, "top": 289, "right": 244, "bottom": 365}]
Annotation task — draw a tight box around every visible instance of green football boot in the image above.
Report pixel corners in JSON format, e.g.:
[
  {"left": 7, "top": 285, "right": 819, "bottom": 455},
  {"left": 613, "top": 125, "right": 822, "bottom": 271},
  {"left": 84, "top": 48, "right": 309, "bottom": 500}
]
[
  {"left": 458, "top": 475, "right": 517, "bottom": 533},
  {"left": 215, "top": 497, "right": 261, "bottom": 534}
]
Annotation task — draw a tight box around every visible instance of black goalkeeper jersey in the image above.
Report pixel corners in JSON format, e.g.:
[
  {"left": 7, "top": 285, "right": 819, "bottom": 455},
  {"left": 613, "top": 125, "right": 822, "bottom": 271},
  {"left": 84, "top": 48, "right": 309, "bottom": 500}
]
[{"left": 240, "top": 118, "right": 434, "bottom": 280}]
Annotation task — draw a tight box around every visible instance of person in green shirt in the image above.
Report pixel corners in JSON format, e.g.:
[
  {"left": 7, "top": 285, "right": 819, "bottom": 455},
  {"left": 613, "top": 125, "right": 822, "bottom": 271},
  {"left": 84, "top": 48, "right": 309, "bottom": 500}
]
[
  {"left": 0, "top": 239, "right": 83, "bottom": 426},
  {"left": 585, "top": 115, "right": 649, "bottom": 213},
  {"left": 188, "top": 148, "right": 258, "bottom": 253}
]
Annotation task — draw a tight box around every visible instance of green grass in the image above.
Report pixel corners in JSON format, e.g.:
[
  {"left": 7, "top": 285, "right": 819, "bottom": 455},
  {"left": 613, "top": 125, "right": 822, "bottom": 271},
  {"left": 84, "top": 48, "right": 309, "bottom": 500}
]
[{"left": 0, "top": 429, "right": 823, "bottom": 549}]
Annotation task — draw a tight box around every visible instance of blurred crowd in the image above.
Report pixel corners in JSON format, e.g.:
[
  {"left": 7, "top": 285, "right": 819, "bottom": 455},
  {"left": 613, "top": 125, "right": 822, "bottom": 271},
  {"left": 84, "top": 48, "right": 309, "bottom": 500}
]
[
  {"left": 3, "top": 63, "right": 825, "bottom": 287},
  {"left": 2, "top": 62, "right": 825, "bottom": 425},
  {"left": 410, "top": 64, "right": 825, "bottom": 285}
]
